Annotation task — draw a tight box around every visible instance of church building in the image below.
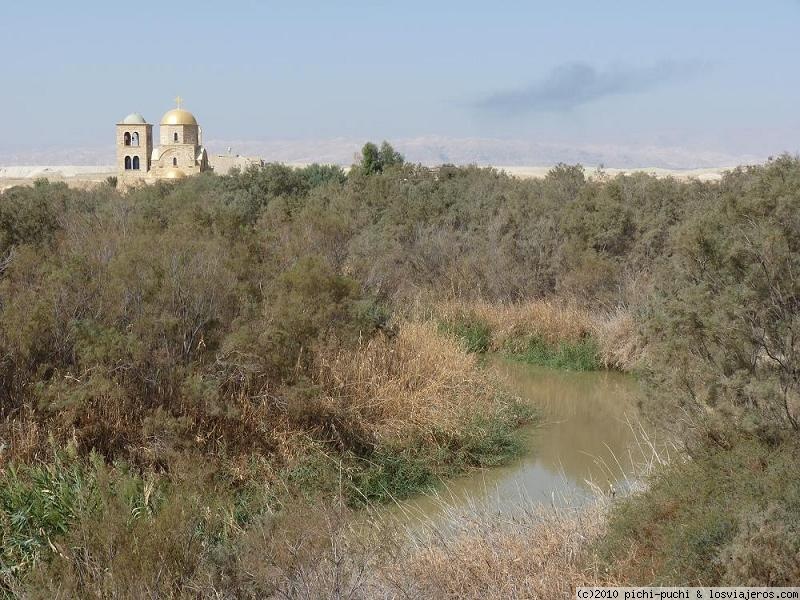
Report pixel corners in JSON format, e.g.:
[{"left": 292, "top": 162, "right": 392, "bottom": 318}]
[{"left": 116, "top": 98, "right": 209, "bottom": 181}]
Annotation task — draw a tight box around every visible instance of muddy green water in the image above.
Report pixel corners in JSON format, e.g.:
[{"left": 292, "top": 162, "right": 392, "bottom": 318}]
[{"left": 380, "top": 357, "right": 649, "bottom": 523}]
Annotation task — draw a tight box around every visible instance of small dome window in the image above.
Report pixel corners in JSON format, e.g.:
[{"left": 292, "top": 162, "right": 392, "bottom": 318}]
[
  {"left": 173, "top": 157, "right": 177, "bottom": 167},
  {"left": 173, "top": 132, "right": 179, "bottom": 142}
]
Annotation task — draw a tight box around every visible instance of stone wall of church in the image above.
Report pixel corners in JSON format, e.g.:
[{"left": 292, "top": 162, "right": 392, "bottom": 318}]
[
  {"left": 160, "top": 124, "right": 199, "bottom": 146},
  {"left": 116, "top": 124, "right": 153, "bottom": 176},
  {"left": 152, "top": 146, "right": 200, "bottom": 173}
]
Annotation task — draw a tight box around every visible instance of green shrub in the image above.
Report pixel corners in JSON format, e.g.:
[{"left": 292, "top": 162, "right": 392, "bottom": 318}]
[
  {"left": 457, "top": 399, "right": 534, "bottom": 467},
  {"left": 598, "top": 435, "right": 800, "bottom": 585},
  {"left": 438, "top": 318, "right": 492, "bottom": 353},
  {"left": 0, "top": 451, "right": 96, "bottom": 578},
  {"left": 719, "top": 504, "right": 800, "bottom": 585},
  {"left": 0, "top": 450, "right": 173, "bottom": 590},
  {"left": 348, "top": 447, "right": 440, "bottom": 505}
]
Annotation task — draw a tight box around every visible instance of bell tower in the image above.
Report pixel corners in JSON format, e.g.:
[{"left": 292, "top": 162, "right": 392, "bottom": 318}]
[{"left": 116, "top": 113, "right": 153, "bottom": 178}]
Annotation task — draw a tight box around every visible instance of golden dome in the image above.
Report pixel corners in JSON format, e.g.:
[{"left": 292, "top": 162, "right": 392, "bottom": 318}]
[
  {"left": 163, "top": 167, "right": 187, "bottom": 179},
  {"left": 161, "top": 108, "right": 198, "bottom": 126}
]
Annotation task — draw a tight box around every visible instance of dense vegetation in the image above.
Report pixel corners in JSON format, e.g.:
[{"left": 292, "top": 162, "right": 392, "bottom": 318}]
[{"left": 0, "top": 148, "right": 798, "bottom": 596}]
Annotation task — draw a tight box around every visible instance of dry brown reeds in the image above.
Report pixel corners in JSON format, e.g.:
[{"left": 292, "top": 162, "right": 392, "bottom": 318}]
[
  {"left": 436, "top": 299, "right": 592, "bottom": 349},
  {"left": 251, "top": 497, "right": 615, "bottom": 599},
  {"left": 311, "top": 321, "right": 505, "bottom": 444},
  {"left": 378, "top": 500, "right": 611, "bottom": 599},
  {"left": 591, "top": 307, "right": 645, "bottom": 372}
]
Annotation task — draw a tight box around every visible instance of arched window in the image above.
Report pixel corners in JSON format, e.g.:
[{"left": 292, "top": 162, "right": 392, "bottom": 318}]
[
  {"left": 123, "top": 132, "right": 131, "bottom": 146},
  {"left": 124, "top": 156, "right": 131, "bottom": 170},
  {"left": 132, "top": 132, "right": 139, "bottom": 147},
  {"left": 173, "top": 157, "right": 177, "bottom": 167},
  {"left": 133, "top": 156, "right": 140, "bottom": 170},
  {"left": 173, "top": 132, "right": 179, "bottom": 142}
]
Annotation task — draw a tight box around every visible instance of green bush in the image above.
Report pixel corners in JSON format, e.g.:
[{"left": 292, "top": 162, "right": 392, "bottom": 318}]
[
  {"left": 643, "top": 155, "right": 800, "bottom": 431},
  {"left": 598, "top": 434, "right": 800, "bottom": 585},
  {"left": 438, "top": 318, "right": 492, "bottom": 353},
  {"left": 0, "top": 450, "right": 173, "bottom": 589},
  {"left": 348, "top": 447, "right": 440, "bottom": 505},
  {"left": 0, "top": 452, "right": 97, "bottom": 578}
]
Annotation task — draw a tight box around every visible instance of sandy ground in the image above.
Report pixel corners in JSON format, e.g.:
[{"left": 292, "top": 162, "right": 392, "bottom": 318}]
[
  {"left": 0, "top": 163, "right": 733, "bottom": 192},
  {"left": 0, "top": 166, "right": 116, "bottom": 191}
]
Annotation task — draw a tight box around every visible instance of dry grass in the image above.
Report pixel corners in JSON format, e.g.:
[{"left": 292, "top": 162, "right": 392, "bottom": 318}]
[
  {"left": 191, "top": 495, "right": 612, "bottom": 599},
  {"left": 255, "top": 497, "right": 616, "bottom": 599},
  {"left": 436, "top": 299, "right": 592, "bottom": 348},
  {"left": 312, "top": 321, "right": 505, "bottom": 444},
  {"left": 592, "top": 307, "right": 645, "bottom": 371},
  {"left": 435, "top": 299, "right": 645, "bottom": 371},
  {"left": 0, "top": 405, "right": 45, "bottom": 465},
  {"left": 2, "top": 320, "right": 506, "bottom": 471},
  {"left": 377, "top": 500, "right": 612, "bottom": 599}
]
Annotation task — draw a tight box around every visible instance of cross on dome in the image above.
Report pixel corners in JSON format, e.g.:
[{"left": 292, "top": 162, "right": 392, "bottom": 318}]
[{"left": 174, "top": 96, "right": 184, "bottom": 109}]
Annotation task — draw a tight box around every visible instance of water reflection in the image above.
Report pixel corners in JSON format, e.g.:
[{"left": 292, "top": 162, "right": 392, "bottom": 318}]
[{"left": 383, "top": 358, "right": 649, "bottom": 521}]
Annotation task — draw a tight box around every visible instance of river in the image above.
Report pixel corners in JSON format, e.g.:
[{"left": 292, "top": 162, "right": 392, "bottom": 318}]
[{"left": 377, "top": 357, "right": 649, "bottom": 524}]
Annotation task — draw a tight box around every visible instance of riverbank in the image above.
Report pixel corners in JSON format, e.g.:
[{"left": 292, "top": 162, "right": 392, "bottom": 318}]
[
  {"left": 0, "top": 321, "right": 536, "bottom": 593},
  {"left": 217, "top": 413, "right": 800, "bottom": 597}
]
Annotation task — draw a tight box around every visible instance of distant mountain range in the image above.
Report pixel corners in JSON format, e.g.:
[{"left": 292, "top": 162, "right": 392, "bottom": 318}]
[{"left": 0, "top": 136, "right": 764, "bottom": 170}]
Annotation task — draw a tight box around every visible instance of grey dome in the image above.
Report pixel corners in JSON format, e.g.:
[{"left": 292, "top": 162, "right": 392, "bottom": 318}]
[{"left": 122, "top": 112, "right": 147, "bottom": 124}]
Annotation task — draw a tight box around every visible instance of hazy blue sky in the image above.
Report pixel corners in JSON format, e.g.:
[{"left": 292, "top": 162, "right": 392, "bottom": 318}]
[{"left": 1, "top": 0, "right": 799, "bottom": 160}]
